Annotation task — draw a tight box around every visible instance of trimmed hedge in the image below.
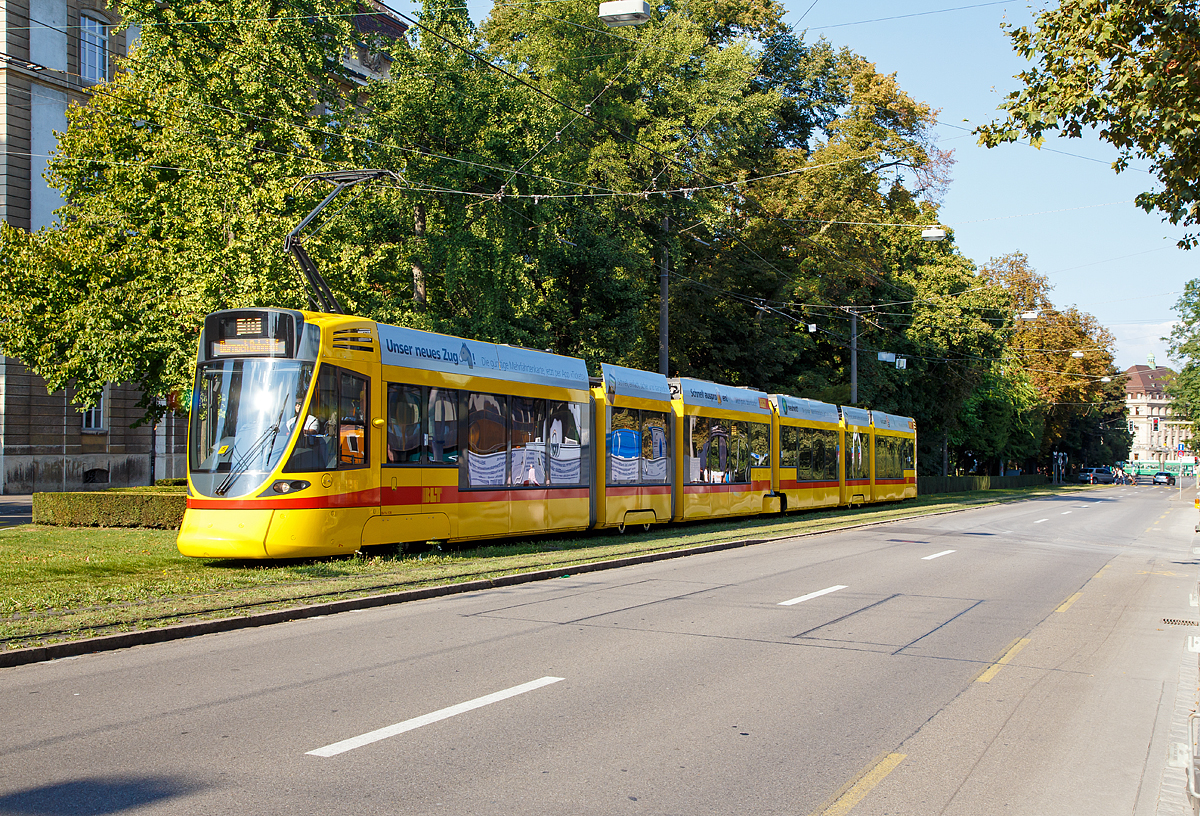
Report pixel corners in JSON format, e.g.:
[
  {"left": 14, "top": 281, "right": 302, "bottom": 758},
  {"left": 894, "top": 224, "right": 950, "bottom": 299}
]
[
  {"left": 33, "top": 491, "right": 187, "bottom": 529},
  {"left": 918, "top": 474, "right": 1050, "bottom": 494}
]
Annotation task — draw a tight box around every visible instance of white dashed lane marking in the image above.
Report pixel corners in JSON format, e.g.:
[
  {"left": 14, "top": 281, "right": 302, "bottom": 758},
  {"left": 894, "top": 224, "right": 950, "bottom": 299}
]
[
  {"left": 922, "top": 550, "right": 956, "bottom": 561},
  {"left": 306, "top": 676, "right": 565, "bottom": 758},
  {"left": 779, "top": 585, "right": 848, "bottom": 606}
]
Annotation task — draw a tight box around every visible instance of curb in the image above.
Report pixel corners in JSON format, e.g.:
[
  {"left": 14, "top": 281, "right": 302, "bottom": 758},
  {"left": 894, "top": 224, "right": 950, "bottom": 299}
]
[{"left": 0, "top": 490, "right": 1079, "bottom": 669}]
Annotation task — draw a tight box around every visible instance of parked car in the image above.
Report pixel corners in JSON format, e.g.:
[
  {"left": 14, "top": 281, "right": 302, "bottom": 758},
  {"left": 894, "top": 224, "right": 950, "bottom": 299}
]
[
  {"left": 1078, "top": 467, "right": 1115, "bottom": 484},
  {"left": 1153, "top": 471, "right": 1177, "bottom": 485}
]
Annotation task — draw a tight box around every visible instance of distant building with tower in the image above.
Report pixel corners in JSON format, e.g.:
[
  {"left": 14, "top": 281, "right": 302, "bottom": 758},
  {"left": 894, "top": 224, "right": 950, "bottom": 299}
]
[{"left": 1124, "top": 354, "right": 1193, "bottom": 471}]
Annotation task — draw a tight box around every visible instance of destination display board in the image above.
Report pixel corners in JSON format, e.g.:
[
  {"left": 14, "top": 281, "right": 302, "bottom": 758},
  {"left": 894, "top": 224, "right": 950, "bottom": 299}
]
[
  {"left": 872, "top": 411, "right": 916, "bottom": 432},
  {"left": 840, "top": 405, "right": 872, "bottom": 428},
  {"left": 601, "top": 363, "right": 672, "bottom": 403},
  {"left": 670, "top": 377, "right": 772, "bottom": 416},
  {"left": 378, "top": 323, "right": 590, "bottom": 391},
  {"left": 770, "top": 394, "right": 841, "bottom": 425}
]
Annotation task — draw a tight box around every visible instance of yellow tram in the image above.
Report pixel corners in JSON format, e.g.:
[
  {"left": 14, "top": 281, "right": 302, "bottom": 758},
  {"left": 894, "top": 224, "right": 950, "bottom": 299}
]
[{"left": 178, "top": 308, "right": 918, "bottom": 559}]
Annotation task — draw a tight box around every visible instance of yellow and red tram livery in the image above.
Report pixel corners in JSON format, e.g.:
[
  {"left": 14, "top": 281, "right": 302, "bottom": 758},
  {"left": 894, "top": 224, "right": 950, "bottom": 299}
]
[
  {"left": 594, "top": 364, "right": 674, "bottom": 532},
  {"left": 669, "top": 378, "right": 778, "bottom": 521},
  {"left": 178, "top": 309, "right": 596, "bottom": 557},
  {"left": 770, "top": 395, "right": 842, "bottom": 512},
  {"left": 870, "top": 411, "right": 917, "bottom": 501},
  {"left": 178, "top": 308, "right": 920, "bottom": 559}
]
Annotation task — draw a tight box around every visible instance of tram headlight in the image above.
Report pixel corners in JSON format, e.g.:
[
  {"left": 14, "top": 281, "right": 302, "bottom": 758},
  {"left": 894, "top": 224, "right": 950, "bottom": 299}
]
[{"left": 269, "top": 479, "right": 311, "bottom": 494}]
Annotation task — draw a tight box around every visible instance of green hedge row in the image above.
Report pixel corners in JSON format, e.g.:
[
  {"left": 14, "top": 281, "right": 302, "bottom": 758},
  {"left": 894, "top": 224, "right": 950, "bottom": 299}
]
[
  {"left": 918, "top": 474, "right": 1050, "bottom": 494},
  {"left": 33, "top": 491, "right": 187, "bottom": 529}
]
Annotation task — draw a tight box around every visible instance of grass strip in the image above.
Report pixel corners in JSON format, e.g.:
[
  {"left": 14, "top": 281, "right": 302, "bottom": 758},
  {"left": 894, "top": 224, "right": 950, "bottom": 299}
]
[{"left": 0, "top": 483, "right": 1098, "bottom": 650}]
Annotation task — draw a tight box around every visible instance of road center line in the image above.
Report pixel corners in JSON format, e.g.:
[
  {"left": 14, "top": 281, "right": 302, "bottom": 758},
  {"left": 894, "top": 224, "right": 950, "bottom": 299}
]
[
  {"left": 780, "top": 585, "right": 848, "bottom": 606},
  {"left": 1056, "top": 592, "right": 1082, "bottom": 613},
  {"left": 976, "top": 638, "right": 1030, "bottom": 683},
  {"left": 306, "top": 676, "right": 565, "bottom": 758},
  {"left": 921, "top": 549, "right": 956, "bottom": 560},
  {"left": 1061, "top": 511, "right": 1071, "bottom": 515},
  {"left": 1034, "top": 518, "right": 1048, "bottom": 523},
  {"left": 819, "top": 752, "right": 907, "bottom": 816}
]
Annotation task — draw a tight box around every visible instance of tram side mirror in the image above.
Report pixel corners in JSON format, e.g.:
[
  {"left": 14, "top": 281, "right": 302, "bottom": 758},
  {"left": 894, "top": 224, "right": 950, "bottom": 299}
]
[{"left": 372, "top": 418, "right": 386, "bottom": 428}]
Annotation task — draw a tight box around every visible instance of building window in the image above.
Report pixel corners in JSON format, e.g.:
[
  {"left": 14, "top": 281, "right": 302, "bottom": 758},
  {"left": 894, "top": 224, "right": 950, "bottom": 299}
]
[
  {"left": 82, "top": 390, "right": 106, "bottom": 433},
  {"left": 80, "top": 15, "right": 108, "bottom": 82}
]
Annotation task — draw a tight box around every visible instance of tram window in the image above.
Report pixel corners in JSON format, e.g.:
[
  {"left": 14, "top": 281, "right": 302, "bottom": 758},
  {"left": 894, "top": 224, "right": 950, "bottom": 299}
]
[
  {"left": 686, "top": 416, "right": 711, "bottom": 483},
  {"left": 467, "top": 393, "right": 507, "bottom": 486},
  {"left": 511, "top": 397, "right": 547, "bottom": 486},
  {"left": 750, "top": 422, "right": 770, "bottom": 468},
  {"left": 875, "top": 437, "right": 890, "bottom": 479},
  {"left": 780, "top": 425, "right": 798, "bottom": 470},
  {"left": 284, "top": 365, "right": 340, "bottom": 473},
  {"left": 339, "top": 371, "right": 369, "bottom": 467},
  {"left": 386, "top": 384, "right": 423, "bottom": 464},
  {"left": 730, "top": 421, "right": 751, "bottom": 483},
  {"left": 888, "top": 438, "right": 905, "bottom": 479},
  {"left": 824, "top": 430, "right": 840, "bottom": 480},
  {"left": 797, "top": 428, "right": 813, "bottom": 481},
  {"left": 427, "top": 388, "right": 459, "bottom": 465},
  {"left": 904, "top": 437, "right": 915, "bottom": 470},
  {"left": 846, "top": 431, "right": 869, "bottom": 481},
  {"left": 641, "top": 411, "right": 669, "bottom": 483},
  {"left": 548, "top": 400, "right": 586, "bottom": 485},
  {"left": 706, "top": 420, "right": 729, "bottom": 483},
  {"left": 609, "top": 407, "right": 640, "bottom": 484}
]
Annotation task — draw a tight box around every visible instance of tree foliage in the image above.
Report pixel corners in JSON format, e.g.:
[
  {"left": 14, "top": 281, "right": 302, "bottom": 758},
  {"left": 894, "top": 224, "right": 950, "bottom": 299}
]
[
  {"left": 0, "top": 0, "right": 371, "bottom": 417},
  {"left": 1167, "top": 279, "right": 1200, "bottom": 432},
  {"left": 976, "top": 0, "right": 1200, "bottom": 247},
  {"left": 0, "top": 0, "right": 1127, "bottom": 475}
]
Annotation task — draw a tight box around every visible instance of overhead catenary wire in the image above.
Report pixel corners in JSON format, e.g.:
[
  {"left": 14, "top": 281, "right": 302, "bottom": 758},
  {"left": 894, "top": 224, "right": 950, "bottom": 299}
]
[{"left": 13, "top": 3, "right": 1119, "bottom": 385}]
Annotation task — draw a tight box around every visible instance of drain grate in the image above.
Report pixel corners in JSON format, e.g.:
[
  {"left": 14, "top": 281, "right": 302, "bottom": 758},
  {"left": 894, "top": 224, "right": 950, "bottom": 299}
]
[{"left": 1163, "top": 618, "right": 1200, "bottom": 626}]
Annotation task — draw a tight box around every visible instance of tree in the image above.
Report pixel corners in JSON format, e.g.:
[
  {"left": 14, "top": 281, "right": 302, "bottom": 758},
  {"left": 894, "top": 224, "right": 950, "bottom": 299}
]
[
  {"left": 976, "top": 0, "right": 1200, "bottom": 247},
  {"left": 1167, "top": 279, "right": 1200, "bottom": 436},
  {"left": 982, "top": 253, "right": 1129, "bottom": 469},
  {"left": 0, "top": 0, "right": 373, "bottom": 418}
]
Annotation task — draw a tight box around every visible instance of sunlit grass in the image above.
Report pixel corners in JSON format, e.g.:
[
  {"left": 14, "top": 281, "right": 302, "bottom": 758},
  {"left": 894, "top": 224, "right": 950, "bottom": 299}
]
[{"left": 0, "top": 482, "right": 1094, "bottom": 648}]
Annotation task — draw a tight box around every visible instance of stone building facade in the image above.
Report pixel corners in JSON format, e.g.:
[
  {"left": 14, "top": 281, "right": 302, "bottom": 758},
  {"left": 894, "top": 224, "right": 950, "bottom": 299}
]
[
  {"left": 1124, "top": 357, "right": 1193, "bottom": 470},
  {"left": 0, "top": 358, "right": 188, "bottom": 493}
]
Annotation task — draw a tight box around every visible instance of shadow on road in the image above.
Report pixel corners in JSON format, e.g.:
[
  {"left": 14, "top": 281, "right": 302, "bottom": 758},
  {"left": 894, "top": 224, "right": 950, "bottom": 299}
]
[{"left": 0, "top": 776, "right": 203, "bottom": 815}]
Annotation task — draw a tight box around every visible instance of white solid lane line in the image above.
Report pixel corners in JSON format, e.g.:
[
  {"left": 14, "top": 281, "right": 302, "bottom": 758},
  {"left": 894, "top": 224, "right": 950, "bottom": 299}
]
[
  {"left": 779, "top": 585, "right": 848, "bottom": 606},
  {"left": 922, "top": 550, "right": 956, "bottom": 560},
  {"left": 307, "top": 676, "right": 565, "bottom": 758}
]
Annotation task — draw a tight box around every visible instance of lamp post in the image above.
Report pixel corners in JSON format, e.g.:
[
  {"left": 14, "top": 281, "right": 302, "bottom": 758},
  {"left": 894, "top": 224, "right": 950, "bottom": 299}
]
[
  {"left": 598, "top": 0, "right": 651, "bottom": 25},
  {"left": 659, "top": 215, "right": 669, "bottom": 376},
  {"left": 595, "top": 2, "right": 661, "bottom": 369},
  {"left": 847, "top": 225, "right": 946, "bottom": 403}
]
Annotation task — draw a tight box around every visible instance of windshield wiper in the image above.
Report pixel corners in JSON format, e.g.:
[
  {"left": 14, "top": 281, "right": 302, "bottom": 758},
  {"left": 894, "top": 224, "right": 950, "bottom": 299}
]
[{"left": 214, "top": 403, "right": 288, "bottom": 496}]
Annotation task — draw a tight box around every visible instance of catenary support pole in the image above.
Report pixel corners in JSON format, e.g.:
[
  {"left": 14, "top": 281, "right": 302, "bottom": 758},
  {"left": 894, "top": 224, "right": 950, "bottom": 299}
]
[{"left": 659, "top": 216, "right": 669, "bottom": 377}]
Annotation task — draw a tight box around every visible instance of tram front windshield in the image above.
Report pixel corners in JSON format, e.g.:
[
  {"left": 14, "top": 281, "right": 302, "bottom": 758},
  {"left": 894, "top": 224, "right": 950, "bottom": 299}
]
[{"left": 189, "top": 359, "right": 314, "bottom": 496}]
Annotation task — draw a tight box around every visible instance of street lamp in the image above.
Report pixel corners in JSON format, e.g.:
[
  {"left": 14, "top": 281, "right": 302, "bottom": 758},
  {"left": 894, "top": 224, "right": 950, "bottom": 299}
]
[
  {"left": 599, "top": 0, "right": 651, "bottom": 26},
  {"left": 848, "top": 225, "right": 945, "bottom": 402}
]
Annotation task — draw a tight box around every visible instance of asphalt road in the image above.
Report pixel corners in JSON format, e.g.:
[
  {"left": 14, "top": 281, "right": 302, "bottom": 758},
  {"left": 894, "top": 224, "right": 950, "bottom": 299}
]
[
  {"left": 1, "top": 483, "right": 1196, "bottom": 816},
  {"left": 0, "top": 496, "right": 32, "bottom": 528}
]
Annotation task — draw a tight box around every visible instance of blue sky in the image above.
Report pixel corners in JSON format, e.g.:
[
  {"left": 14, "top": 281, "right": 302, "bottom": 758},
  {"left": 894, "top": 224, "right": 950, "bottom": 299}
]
[
  {"left": 397, "top": 0, "right": 1193, "bottom": 372},
  {"left": 796, "top": 0, "right": 1192, "bottom": 373}
]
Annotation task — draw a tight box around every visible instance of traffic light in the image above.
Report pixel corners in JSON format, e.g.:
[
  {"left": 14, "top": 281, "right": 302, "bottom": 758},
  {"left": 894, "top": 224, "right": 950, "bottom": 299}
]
[{"left": 1153, "top": 417, "right": 1160, "bottom": 432}]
